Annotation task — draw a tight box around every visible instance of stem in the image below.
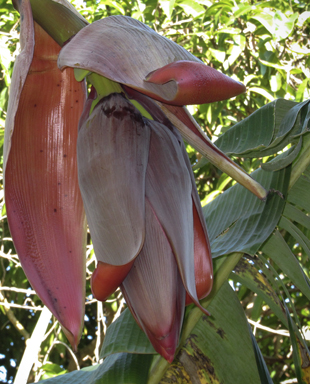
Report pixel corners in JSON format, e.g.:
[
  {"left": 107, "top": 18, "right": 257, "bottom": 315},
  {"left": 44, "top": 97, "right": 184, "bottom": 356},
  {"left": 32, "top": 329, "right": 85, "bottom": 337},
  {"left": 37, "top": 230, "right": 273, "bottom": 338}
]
[
  {"left": 88, "top": 73, "right": 122, "bottom": 114},
  {"left": 13, "top": 306, "right": 52, "bottom": 384},
  {"left": 157, "top": 102, "right": 268, "bottom": 201},
  {"left": 0, "top": 288, "right": 30, "bottom": 341},
  {"left": 78, "top": 71, "right": 154, "bottom": 119},
  {"left": 89, "top": 73, "right": 123, "bottom": 98},
  {"left": 130, "top": 100, "right": 153, "bottom": 120},
  {"left": 29, "top": 0, "right": 87, "bottom": 46}
]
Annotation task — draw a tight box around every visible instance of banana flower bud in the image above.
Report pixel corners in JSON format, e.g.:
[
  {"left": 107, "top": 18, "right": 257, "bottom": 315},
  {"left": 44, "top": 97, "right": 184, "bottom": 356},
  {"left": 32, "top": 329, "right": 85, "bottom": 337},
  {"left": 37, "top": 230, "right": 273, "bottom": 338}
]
[
  {"left": 5, "top": 0, "right": 268, "bottom": 361},
  {"left": 79, "top": 92, "right": 212, "bottom": 361}
]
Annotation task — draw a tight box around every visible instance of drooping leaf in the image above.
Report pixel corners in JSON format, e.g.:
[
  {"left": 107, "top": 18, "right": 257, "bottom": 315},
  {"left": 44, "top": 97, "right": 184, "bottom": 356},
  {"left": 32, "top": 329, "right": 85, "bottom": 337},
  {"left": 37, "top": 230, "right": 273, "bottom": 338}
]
[
  {"left": 230, "top": 257, "right": 287, "bottom": 324},
  {"left": 288, "top": 163, "right": 310, "bottom": 213},
  {"left": 283, "top": 203, "right": 310, "bottom": 230},
  {"left": 284, "top": 304, "right": 304, "bottom": 384},
  {"left": 248, "top": 323, "right": 274, "bottom": 384},
  {"left": 279, "top": 216, "right": 310, "bottom": 258},
  {"left": 261, "top": 230, "right": 310, "bottom": 301},
  {"left": 196, "top": 99, "right": 310, "bottom": 171},
  {"left": 261, "top": 138, "right": 303, "bottom": 172}
]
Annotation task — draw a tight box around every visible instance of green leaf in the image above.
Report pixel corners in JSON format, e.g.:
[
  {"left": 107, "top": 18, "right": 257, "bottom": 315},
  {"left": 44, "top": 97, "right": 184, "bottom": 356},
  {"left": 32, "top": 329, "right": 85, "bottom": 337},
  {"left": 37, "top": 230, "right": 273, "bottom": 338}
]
[
  {"left": 248, "top": 323, "right": 274, "bottom": 384},
  {"left": 100, "top": 309, "right": 156, "bottom": 359},
  {"left": 230, "top": 257, "right": 287, "bottom": 324},
  {"left": 40, "top": 363, "right": 67, "bottom": 379},
  {"left": 296, "top": 79, "right": 309, "bottom": 102},
  {"left": 209, "top": 47, "right": 226, "bottom": 62},
  {"left": 248, "top": 86, "right": 275, "bottom": 102},
  {"left": 100, "top": 0, "right": 125, "bottom": 15},
  {"left": 176, "top": 0, "right": 205, "bottom": 16},
  {"left": 233, "top": 4, "right": 254, "bottom": 18},
  {"left": 159, "top": 0, "right": 175, "bottom": 19},
  {"left": 288, "top": 164, "right": 310, "bottom": 213},
  {"left": 251, "top": 13, "right": 274, "bottom": 35},
  {"left": 38, "top": 354, "right": 154, "bottom": 384},
  {"left": 284, "top": 304, "right": 304, "bottom": 384},
  {"left": 214, "top": 99, "right": 297, "bottom": 157},
  {"left": 205, "top": 0, "right": 234, "bottom": 15},
  {"left": 204, "top": 166, "right": 291, "bottom": 258},
  {"left": 279, "top": 216, "right": 310, "bottom": 258},
  {"left": 273, "top": 11, "right": 298, "bottom": 40},
  {"left": 252, "top": 11, "right": 298, "bottom": 41},
  {"left": 207, "top": 99, "right": 310, "bottom": 166},
  {"left": 283, "top": 203, "right": 310, "bottom": 231},
  {"left": 270, "top": 73, "right": 282, "bottom": 92},
  {"left": 261, "top": 138, "right": 302, "bottom": 172},
  {"left": 261, "top": 230, "right": 310, "bottom": 301}
]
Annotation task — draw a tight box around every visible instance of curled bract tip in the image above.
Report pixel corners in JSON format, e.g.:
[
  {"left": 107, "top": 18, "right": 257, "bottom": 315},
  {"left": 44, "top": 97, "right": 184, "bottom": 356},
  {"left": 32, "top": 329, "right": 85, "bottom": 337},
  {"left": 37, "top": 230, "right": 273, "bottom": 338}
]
[
  {"left": 91, "top": 260, "right": 134, "bottom": 302},
  {"left": 145, "top": 60, "right": 246, "bottom": 106}
]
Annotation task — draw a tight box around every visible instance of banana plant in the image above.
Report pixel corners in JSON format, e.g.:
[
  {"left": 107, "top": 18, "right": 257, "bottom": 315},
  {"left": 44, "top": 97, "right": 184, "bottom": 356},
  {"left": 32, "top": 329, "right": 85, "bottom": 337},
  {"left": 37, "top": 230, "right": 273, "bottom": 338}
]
[{"left": 5, "top": 0, "right": 268, "bottom": 362}]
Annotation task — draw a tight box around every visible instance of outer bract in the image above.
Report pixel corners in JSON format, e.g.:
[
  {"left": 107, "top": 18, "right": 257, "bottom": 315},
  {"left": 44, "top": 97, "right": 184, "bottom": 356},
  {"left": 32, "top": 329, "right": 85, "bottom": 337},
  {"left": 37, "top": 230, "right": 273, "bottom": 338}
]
[
  {"left": 58, "top": 16, "right": 245, "bottom": 106},
  {"left": 4, "top": 0, "right": 87, "bottom": 349},
  {"left": 77, "top": 93, "right": 150, "bottom": 266},
  {"left": 121, "top": 199, "right": 186, "bottom": 363}
]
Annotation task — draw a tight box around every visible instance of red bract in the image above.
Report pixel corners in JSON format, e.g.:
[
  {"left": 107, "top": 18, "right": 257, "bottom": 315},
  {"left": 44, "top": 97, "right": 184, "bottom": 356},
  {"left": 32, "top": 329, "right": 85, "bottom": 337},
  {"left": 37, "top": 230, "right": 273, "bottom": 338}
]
[
  {"left": 4, "top": 0, "right": 87, "bottom": 349},
  {"left": 145, "top": 60, "right": 246, "bottom": 105}
]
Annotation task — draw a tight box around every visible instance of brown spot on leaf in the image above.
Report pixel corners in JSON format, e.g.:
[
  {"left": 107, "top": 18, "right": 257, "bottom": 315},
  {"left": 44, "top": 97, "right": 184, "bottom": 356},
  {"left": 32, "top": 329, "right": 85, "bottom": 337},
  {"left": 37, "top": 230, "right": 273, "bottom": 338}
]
[
  {"left": 160, "top": 337, "right": 222, "bottom": 384},
  {"left": 216, "top": 328, "right": 226, "bottom": 339}
]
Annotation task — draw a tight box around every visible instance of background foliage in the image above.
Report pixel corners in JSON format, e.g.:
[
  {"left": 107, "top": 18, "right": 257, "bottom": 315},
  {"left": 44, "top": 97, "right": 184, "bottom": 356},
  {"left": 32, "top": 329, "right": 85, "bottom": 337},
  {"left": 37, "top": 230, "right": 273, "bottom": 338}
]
[{"left": 0, "top": 0, "right": 309, "bottom": 383}]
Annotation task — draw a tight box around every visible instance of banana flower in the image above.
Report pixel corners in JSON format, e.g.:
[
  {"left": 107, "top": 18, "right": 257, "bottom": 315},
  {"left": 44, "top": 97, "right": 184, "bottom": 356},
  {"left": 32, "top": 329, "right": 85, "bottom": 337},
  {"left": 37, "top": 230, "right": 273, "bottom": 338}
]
[{"left": 5, "top": 0, "right": 267, "bottom": 362}]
